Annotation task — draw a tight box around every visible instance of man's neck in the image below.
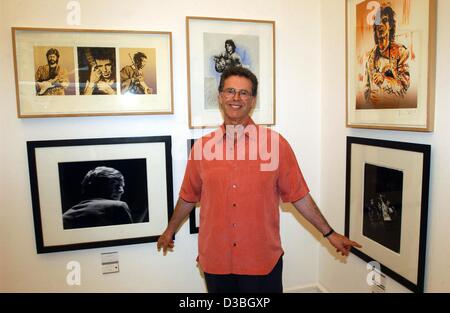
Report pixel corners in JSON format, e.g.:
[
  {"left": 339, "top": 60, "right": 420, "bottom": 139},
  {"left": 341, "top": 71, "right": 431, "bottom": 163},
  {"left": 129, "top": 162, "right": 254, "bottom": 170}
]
[
  {"left": 377, "top": 37, "right": 390, "bottom": 53},
  {"left": 224, "top": 117, "right": 251, "bottom": 128}
]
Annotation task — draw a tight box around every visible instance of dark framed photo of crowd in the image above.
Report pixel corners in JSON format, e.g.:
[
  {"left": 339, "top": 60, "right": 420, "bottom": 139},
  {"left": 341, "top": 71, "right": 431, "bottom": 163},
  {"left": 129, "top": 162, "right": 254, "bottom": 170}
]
[
  {"left": 345, "top": 136, "right": 430, "bottom": 292},
  {"left": 186, "top": 17, "right": 275, "bottom": 128},
  {"left": 27, "top": 136, "right": 174, "bottom": 253},
  {"left": 12, "top": 27, "right": 173, "bottom": 117},
  {"left": 187, "top": 139, "right": 200, "bottom": 234},
  {"left": 346, "top": 0, "right": 436, "bottom": 131}
]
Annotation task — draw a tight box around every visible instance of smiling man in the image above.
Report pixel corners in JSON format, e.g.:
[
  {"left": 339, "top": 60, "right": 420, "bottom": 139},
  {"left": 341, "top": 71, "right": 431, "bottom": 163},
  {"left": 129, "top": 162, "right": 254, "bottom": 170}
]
[{"left": 157, "top": 66, "right": 361, "bottom": 293}]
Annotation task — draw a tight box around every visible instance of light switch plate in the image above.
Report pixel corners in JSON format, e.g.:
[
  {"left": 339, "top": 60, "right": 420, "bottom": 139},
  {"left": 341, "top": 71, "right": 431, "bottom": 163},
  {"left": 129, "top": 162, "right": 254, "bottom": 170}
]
[
  {"left": 102, "top": 262, "right": 119, "bottom": 274},
  {"left": 101, "top": 252, "right": 119, "bottom": 274}
]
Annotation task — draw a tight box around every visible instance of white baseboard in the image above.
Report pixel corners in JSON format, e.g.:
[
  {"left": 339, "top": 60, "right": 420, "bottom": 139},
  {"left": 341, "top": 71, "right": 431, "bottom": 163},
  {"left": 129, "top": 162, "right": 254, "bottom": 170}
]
[{"left": 284, "top": 283, "right": 329, "bottom": 293}]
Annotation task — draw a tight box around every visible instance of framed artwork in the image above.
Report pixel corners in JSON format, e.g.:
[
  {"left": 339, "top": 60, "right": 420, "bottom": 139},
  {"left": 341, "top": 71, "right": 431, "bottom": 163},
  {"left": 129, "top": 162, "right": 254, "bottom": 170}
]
[
  {"left": 27, "top": 136, "right": 174, "bottom": 253},
  {"left": 187, "top": 138, "right": 200, "bottom": 234},
  {"left": 186, "top": 17, "right": 275, "bottom": 128},
  {"left": 346, "top": 0, "right": 436, "bottom": 131},
  {"left": 189, "top": 203, "right": 200, "bottom": 234},
  {"left": 345, "top": 136, "right": 430, "bottom": 292},
  {"left": 12, "top": 27, "right": 173, "bottom": 117}
]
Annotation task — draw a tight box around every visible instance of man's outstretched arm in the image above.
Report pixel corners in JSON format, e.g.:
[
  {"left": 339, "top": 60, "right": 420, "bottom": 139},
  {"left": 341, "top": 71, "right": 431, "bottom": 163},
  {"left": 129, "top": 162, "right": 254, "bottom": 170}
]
[
  {"left": 157, "top": 198, "right": 196, "bottom": 255},
  {"left": 292, "top": 193, "right": 362, "bottom": 256}
]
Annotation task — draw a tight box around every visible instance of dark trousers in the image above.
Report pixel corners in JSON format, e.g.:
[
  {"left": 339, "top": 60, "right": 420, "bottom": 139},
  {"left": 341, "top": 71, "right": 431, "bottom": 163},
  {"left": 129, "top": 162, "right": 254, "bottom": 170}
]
[{"left": 204, "top": 256, "right": 283, "bottom": 293}]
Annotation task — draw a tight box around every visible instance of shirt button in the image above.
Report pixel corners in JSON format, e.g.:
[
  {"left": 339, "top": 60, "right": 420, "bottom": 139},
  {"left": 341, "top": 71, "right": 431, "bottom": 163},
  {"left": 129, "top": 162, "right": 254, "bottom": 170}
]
[
  {"left": 232, "top": 223, "right": 237, "bottom": 227},
  {"left": 232, "top": 184, "right": 237, "bottom": 189},
  {"left": 232, "top": 203, "right": 236, "bottom": 207},
  {"left": 233, "top": 242, "right": 237, "bottom": 247}
]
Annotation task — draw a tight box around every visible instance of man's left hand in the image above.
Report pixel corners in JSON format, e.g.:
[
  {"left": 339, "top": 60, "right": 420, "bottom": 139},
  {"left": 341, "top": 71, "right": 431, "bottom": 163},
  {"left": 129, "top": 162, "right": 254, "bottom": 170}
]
[
  {"left": 97, "top": 81, "right": 115, "bottom": 95},
  {"left": 327, "top": 232, "right": 362, "bottom": 256}
]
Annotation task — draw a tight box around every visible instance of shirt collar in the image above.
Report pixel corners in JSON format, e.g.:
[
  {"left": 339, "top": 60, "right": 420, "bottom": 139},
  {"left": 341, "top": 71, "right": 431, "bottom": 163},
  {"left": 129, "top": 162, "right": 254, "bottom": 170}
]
[{"left": 219, "top": 117, "right": 258, "bottom": 141}]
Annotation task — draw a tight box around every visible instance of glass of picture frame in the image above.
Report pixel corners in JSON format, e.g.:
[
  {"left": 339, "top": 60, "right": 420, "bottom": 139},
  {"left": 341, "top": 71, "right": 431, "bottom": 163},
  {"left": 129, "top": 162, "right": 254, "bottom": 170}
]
[
  {"left": 12, "top": 27, "right": 173, "bottom": 117},
  {"left": 27, "top": 136, "right": 173, "bottom": 253},
  {"left": 346, "top": 0, "right": 436, "bottom": 131},
  {"left": 186, "top": 17, "right": 275, "bottom": 128},
  {"left": 345, "top": 136, "right": 430, "bottom": 292}
]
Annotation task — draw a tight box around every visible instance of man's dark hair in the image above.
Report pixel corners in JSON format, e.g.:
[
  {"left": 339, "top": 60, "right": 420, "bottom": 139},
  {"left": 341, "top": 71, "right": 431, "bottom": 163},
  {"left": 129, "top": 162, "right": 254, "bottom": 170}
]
[
  {"left": 224, "top": 39, "right": 236, "bottom": 53},
  {"left": 46, "top": 48, "right": 60, "bottom": 59},
  {"left": 91, "top": 47, "right": 115, "bottom": 62},
  {"left": 374, "top": 5, "right": 396, "bottom": 44},
  {"left": 218, "top": 66, "right": 258, "bottom": 97},
  {"left": 133, "top": 51, "right": 147, "bottom": 66},
  {"left": 81, "top": 166, "right": 124, "bottom": 199}
]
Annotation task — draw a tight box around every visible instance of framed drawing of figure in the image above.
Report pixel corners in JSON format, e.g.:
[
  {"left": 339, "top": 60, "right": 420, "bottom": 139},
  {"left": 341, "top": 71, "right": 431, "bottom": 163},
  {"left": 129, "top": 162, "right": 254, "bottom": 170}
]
[
  {"left": 186, "top": 17, "right": 275, "bottom": 128},
  {"left": 346, "top": 0, "right": 436, "bottom": 131},
  {"left": 12, "top": 28, "right": 173, "bottom": 117}
]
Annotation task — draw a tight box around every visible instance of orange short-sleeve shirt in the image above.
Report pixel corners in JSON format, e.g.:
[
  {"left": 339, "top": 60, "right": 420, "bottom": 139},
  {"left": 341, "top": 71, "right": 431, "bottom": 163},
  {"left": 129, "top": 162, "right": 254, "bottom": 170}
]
[{"left": 179, "top": 119, "right": 309, "bottom": 275}]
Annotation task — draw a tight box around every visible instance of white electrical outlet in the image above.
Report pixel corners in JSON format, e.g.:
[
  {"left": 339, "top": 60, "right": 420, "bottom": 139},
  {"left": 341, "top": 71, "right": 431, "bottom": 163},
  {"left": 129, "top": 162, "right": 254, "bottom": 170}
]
[
  {"left": 102, "top": 262, "right": 119, "bottom": 274},
  {"left": 101, "top": 252, "right": 119, "bottom": 274}
]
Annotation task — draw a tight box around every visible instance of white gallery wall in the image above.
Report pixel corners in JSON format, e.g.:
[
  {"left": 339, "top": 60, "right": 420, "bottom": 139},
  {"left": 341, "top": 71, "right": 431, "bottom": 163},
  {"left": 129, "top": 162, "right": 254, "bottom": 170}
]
[
  {"left": 0, "top": 0, "right": 323, "bottom": 292},
  {"left": 320, "top": 0, "right": 450, "bottom": 292},
  {"left": 2, "top": 0, "right": 448, "bottom": 293}
]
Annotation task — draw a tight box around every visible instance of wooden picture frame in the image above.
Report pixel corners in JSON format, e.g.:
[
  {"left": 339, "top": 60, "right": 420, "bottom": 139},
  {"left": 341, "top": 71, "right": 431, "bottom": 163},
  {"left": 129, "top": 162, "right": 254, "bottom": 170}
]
[
  {"left": 27, "top": 136, "right": 173, "bottom": 253},
  {"left": 345, "top": 136, "right": 430, "bottom": 292},
  {"left": 12, "top": 27, "right": 173, "bottom": 117},
  {"left": 186, "top": 17, "right": 275, "bottom": 128},
  {"left": 346, "top": 0, "right": 436, "bottom": 131}
]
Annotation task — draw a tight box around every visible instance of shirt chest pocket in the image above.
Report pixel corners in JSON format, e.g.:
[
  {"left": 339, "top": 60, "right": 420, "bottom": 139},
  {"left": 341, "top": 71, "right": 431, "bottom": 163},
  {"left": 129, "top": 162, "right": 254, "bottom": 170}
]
[
  {"left": 202, "top": 164, "right": 231, "bottom": 192},
  {"left": 246, "top": 164, "right": 277, "bottom": 195}
]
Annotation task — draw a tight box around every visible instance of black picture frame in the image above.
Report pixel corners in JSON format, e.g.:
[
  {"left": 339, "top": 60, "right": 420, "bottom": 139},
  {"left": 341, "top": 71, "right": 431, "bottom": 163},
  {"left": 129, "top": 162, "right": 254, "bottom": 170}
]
[
  {"left": 345, "top": 136, "right": 430, "bottom": 292},
  {"left": 187, "top": 138, "right": 200, "bottom": 234},
  {"left": 27, "top": 136, "right": 173, "bottom": 253}
]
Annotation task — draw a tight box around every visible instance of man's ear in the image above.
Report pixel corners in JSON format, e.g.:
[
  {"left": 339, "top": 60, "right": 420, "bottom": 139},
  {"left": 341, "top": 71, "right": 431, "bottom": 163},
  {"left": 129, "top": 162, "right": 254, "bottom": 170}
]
[
  {"left": 217, "top": 93, "right": 226, "bottom": 115},
  {"left": 250, "top": 96, "right": 257, "bottom": 108}
]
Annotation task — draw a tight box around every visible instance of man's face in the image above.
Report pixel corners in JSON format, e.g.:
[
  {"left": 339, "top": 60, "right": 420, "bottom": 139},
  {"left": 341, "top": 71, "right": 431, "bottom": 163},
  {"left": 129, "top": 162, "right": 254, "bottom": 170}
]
[
  {"left": 225, "top": 43, "right": 233, "bottom": 53},
  {"left": 96, "top": 59, "right": 113, "bottom": 80},
  {"left": 219, "top": 75, "right": 256, "bottom": 125},
  {"left": 47, "top": 54, "right": 58, "bottom": 66},
  {"left": 375, "top": 14, "right": 390, "bottom": 40},
  {"left": 137, "top": 57, "right": 147, "bottom": 70},
  {"left": 110, "top": 180, "right": 124, "bottom": 200}
]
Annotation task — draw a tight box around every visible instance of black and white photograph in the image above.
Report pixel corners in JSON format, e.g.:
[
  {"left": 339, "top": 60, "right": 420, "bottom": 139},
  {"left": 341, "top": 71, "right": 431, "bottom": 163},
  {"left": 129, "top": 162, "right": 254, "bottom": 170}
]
[
  {"left": 362, "top": 163, "right": 403, "bottom": 253},
  {"left": 77, "top": 47, "right": 117, "bottom": 95},
  {"left": 203, "top": 34, "right": 259, "bottom": 110},
  {"left": 58, "top": 159, "right": 149, "bottom": 229},
  {"left": 345, "top": 136, "right": 430, "bottom": 292},
  {"left": 27, "top": 136, "right": 173, "bottom": 253}
]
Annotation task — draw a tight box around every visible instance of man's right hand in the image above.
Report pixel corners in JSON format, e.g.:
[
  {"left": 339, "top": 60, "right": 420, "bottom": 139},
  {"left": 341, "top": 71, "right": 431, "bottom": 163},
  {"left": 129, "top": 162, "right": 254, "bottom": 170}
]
[
  {"left": 157, "top": 229, "right": 175, "bottom": 255},
  {"left": 89, "top": 65, "right": 101, "bottom": 84}
]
